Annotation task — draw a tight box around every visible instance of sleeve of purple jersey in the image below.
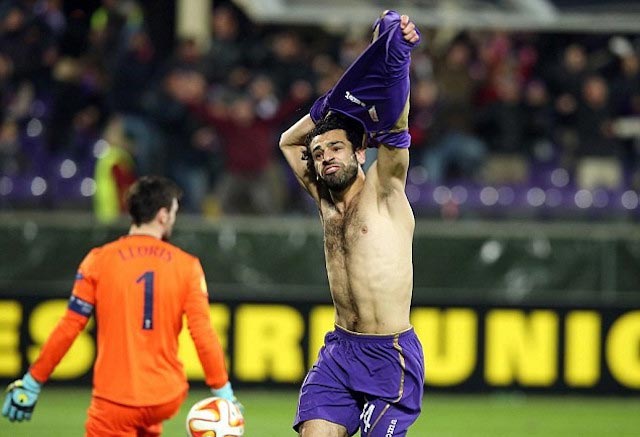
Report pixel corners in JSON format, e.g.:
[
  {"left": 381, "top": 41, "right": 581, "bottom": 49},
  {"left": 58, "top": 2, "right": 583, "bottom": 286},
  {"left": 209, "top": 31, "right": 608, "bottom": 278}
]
[
  {"left": 385, "top": 20, "right": 420, "bottom": 78},
  {"left": 307, "top": 10, "right": 420, "bottom": 150},
  {"left": 310, "top": 91, "right": 330, "bottom": 123}
]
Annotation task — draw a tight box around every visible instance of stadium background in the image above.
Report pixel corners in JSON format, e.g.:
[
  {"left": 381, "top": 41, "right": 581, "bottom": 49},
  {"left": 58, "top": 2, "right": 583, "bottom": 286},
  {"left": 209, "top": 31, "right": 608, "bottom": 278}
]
[{"left": 1, "top": 0, "right": 640, "bottom": 435}]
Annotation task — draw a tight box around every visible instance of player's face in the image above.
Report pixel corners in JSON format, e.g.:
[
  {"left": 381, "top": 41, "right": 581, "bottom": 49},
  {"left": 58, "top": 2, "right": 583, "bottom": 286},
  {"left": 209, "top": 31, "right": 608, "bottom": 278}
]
[
  {"left": 311, "top": 129, "right": 363, "bottom": 192},
  {"left": 162, "top": 198, "right": 179, "bottom": 241}
]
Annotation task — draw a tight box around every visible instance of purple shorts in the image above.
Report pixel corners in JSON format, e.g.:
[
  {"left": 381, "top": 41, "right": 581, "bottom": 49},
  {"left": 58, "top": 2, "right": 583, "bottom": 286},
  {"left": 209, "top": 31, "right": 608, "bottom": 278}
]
[{"left": 294, "top": 325, "right": 425, "bottom": 436}]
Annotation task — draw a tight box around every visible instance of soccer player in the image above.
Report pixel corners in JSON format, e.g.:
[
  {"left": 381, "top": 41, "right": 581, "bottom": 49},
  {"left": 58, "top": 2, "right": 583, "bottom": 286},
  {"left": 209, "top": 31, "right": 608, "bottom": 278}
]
[
  {"left": 279, "top": 11, "right": 425, "bottom": 437},
  {"left": 2, "top": 176, "right": 241, "bottom": 436}
]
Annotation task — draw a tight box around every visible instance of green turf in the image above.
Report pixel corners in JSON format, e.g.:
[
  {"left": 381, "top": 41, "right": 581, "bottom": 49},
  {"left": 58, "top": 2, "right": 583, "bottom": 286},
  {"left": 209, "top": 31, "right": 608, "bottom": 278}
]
[{"left": 1, "top": 388, "right": 639, "bottom": 436}]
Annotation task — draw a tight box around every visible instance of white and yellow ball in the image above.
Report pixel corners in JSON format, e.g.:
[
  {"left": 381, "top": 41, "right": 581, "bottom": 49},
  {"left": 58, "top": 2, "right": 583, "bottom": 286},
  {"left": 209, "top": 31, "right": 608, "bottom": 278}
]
[{"left": 185, "top": 396, "right": 244, "bottom": 437}]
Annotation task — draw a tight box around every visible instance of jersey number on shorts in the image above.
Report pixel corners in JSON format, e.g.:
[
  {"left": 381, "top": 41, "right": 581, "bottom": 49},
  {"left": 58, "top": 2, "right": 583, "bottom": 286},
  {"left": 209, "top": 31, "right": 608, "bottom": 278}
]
[
  {"left": 361, "top": 402, "right": 375, "bottom": 433},
  {"left": 136, "top": 271, "right": 155, "bottom": 330}
]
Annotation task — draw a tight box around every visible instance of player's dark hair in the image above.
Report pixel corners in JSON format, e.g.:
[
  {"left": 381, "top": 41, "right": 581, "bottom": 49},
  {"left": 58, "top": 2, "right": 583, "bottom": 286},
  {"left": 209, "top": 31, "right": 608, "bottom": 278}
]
[
  {"left": 303, "top": 112, "right": 365, "bottom": 175},
  {"left": 126, "top": 176, "right": 183, "bottom": 226},
  {"left": 306, "top": 112, "right": 365, "bottom": 152}
]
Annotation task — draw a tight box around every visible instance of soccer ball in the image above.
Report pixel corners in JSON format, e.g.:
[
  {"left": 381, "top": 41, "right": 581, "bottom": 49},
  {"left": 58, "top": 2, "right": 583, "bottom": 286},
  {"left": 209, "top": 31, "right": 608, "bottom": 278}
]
[{"left": 185, "top": 396, "right": 244, "bottom": 437}]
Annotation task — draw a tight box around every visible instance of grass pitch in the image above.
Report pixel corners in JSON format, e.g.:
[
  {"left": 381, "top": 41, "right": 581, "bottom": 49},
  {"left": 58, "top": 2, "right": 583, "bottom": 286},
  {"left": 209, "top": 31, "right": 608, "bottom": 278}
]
[{"left": 1, "top": 388, "right": 639, "bottom": 436}]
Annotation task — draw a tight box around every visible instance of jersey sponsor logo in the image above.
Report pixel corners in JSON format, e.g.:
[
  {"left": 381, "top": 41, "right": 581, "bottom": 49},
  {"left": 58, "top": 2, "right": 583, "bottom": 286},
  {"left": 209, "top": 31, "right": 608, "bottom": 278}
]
[
  {"left": 386, "top": 419, "right": 398, "bottom": 436},
  {"left": 68, "top": 295, "right": 94, "bottom": 317},
  {"left": 344, "top": 91, "right": 379, "bottom": 122},
  {"left": 345, "top": 91, "right": 366, "bottom": 108}
]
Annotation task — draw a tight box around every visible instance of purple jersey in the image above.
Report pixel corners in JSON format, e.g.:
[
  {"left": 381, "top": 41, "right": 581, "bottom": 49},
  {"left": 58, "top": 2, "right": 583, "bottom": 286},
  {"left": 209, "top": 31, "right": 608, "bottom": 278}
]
[
  {"left": 310, "top": 10, "right": 421, "bottom": 148},
  {"left": 294, "top": 326, "right": 425, "bottom": 436}
]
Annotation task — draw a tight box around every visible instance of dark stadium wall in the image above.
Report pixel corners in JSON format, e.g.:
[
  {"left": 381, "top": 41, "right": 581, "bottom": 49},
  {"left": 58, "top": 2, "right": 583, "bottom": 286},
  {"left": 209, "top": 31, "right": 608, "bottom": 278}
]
[{"left": 2, "top": 219, "right": 640, "bottom": 304}]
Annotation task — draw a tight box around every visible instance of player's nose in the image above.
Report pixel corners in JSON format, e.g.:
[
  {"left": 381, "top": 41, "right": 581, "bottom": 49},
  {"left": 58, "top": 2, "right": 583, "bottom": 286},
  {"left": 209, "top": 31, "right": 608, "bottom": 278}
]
[{"left": 323, "top": 154, "right": 335, "bottom": 164}]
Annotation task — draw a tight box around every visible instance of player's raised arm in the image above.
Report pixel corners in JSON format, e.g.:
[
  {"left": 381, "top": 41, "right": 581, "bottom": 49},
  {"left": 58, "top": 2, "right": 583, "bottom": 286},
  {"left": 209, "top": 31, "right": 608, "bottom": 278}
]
[
  {"left": 373, "top": 143, "right": 410, "bottom": 192},
  {"left": 373, "top": 14, "right": 419, "bottom": 192},
  {"left": 279, "top": 114, "right": 323, "bottom": 203}
]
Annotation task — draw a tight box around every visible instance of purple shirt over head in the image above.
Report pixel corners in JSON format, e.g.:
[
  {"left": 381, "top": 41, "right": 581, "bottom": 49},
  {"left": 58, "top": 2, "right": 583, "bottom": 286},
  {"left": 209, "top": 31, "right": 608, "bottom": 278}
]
[{"left": 310, "top": 10, "right": 421, "bottom": 148}]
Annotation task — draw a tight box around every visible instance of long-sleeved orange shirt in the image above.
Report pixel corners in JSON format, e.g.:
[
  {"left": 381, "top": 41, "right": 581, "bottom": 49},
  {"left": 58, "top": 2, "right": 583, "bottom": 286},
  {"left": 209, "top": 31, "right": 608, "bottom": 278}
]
[{"left": 30, "top": 234, "right": 228, "bottom": 406}]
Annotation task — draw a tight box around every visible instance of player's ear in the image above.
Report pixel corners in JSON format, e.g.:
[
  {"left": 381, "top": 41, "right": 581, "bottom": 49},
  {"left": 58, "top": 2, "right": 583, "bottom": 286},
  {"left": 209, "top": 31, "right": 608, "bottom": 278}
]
[
  {"left": 157, "top": 207, "right": 169, "bottom": 225},
  {"left": 355, "top": 147, "right": 366, "bottom": 165}
]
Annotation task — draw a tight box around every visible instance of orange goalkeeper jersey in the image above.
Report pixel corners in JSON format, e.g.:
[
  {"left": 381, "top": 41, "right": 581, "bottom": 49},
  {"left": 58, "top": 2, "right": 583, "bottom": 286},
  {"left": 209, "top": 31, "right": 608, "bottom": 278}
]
[{"left": 30, "top": 234, "right": 228, "bottom": 406}]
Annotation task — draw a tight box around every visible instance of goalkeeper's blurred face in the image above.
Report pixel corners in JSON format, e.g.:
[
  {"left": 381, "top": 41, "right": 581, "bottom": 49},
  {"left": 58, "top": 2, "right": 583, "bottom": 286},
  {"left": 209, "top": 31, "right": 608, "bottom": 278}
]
[{"left": 161, "top": 198, "right": 179, "bottom": 241}]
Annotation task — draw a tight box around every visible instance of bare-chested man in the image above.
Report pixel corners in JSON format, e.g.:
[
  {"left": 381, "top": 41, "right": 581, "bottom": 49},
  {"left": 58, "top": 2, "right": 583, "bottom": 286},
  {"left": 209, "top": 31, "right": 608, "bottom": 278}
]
[{"left": 279, "top": 11, "right": 424, "bottom": 437}]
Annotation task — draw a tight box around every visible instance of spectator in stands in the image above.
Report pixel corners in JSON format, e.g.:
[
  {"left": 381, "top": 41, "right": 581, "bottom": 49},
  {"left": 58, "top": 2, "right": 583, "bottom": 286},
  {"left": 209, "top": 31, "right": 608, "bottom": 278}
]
[
  {"left": 109, "top": 29, "right": 161, "bottom": 175},
  {"left": 421, "top": 40, "right": 487, "bottom": 183},
  {"left": 576, "top": 76, "right": 617, "bottom": 155},
  {"left": 143, "top": 67, "right": 213, "bottom": 213},
  {"left": 310, "top": 53, "right": 342, "bottom": 93},
  {"left": 477, "top": 74, "right": 526, "bottom": 155},
  {"left": 548, "top": 44, "right": 591, "bottom": 153},
  {"left": 0, "top": 119, "right": 22, "bottom": 177},
  {"left": 522, "top": 79, "right": 556, "bottom": 163},
  {"left": 0, "top": 3, "right": 58, "bottom": 94},
  {"left": 68, "top": 104, "right": 103, "bottom": 162},
  {"left": 165, "top": 37, "right": 206, "bottom": 75},
  {"left": 574, "top": 75, "right": 623, "bottom": 190},
  {"left": 188, "top": 80, "right": 311, "bottom": 215},
  {"left": 477, "top": 74, "right": 533, "bottom": 184},
  {"left": 549, "top": 43, "right": 590, "bottom": 102},
  {"left": 94, "top": 115, "right": 136, "bottom": 223},
  {"left": 47, "top": 57, "right": 107, "bottom": 157},
  {"left": 434, "top": 39, "right": 476, "bottom": 106},
  {"left": 2, "top": 3, "right": 640, "bottom": 219},
  {"left": 35, "top": 0, "right": 67, "bottom": 39},
  {"left": 249, "top": 74, "right": 281, "bottom": 120},
  {"left": 611, "top": 46, "right": 640, "bottom": 115},
  {"left": 89, "top": 0, "right": 143, "bottom": 71},
  {"left": 420, "top": 106, "right": 488, "bottom": 184},
  {"left": 203, "top": 4, "right": 248, "bottom": 83},
  {"left": 609, "top": 45, "right": 640, "bottom": 178},
  {"left": 408, "top": 77, "right": 438, "bottom": 163},
  {"left": 109, "top": 29, "right": 156, "bottom": 115},
  {"left": 264, "top": 31, "right": 314, "bottom": 96},
  {"left": 421, "top": 39, "right": 486, "bottom": 183},
  {"left": 0, "top": 52, "right": 11, "bottom": 92}
]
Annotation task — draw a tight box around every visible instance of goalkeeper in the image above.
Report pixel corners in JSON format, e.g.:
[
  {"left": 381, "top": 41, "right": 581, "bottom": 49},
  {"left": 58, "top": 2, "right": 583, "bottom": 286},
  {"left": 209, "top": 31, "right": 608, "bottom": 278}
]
[{"left": 2, "top": 176, "right": 241, "bottom": 436}]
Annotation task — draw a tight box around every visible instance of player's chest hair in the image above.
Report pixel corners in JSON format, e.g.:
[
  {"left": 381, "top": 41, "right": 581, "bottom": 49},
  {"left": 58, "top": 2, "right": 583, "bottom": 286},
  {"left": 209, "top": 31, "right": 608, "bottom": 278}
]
[{"left": 321, "top": 194, "right": 372, "bottom": 255}]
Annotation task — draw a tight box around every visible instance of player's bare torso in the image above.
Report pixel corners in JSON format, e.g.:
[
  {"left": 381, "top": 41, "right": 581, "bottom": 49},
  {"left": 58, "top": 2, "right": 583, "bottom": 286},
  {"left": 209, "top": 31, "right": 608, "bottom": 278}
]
[{"left": 319, "top": 170, "right": 414, "bottom": 334}]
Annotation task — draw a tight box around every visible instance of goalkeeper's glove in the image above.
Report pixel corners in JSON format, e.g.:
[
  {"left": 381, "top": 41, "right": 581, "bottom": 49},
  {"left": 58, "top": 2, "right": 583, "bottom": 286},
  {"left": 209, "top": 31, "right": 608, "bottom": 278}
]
[
  {"left": 2, "top": 373, "right": 42, "bottom": 422},
  {"left": 211, "top": 381, "right": 244, "bottom": 413}
]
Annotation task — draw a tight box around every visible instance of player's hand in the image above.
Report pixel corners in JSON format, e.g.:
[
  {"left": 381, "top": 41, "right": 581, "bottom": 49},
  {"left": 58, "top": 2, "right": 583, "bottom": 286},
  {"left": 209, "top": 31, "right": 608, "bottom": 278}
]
[
  {"left": 400, "top": 15, "right": 420, "bottom": 44},
  {"left": 211, "top": 381, "right": 244, "bottom": 413},
  {"left": 2, "top": 373, "right": 42, "bottom": 422}
]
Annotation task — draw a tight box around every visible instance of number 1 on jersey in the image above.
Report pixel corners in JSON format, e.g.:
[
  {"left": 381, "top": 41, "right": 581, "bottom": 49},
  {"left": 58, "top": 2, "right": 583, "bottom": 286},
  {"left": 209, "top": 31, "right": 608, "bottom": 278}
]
[{"left": 137, "top": 271, "right": 155, "bottom": 330}]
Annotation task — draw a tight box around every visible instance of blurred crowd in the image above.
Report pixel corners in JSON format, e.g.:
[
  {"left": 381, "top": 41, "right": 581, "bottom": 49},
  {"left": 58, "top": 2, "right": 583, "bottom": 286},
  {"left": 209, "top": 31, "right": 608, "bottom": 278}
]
[{"left": 1, "top": 0, "right": 640, "bottom": 220}]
